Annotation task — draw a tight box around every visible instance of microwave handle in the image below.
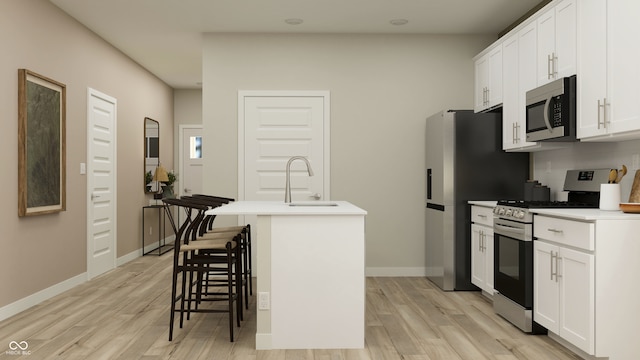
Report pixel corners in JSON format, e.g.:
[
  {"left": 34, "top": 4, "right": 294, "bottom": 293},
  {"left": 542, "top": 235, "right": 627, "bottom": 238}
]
[{"left": 543, "top": 96, "right": 553, "bottom": 132}]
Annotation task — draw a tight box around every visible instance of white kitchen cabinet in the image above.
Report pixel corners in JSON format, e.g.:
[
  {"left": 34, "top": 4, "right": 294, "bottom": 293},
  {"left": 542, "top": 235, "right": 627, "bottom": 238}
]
[
  {"left": 501, "top": 22, "right": 566, "bottom": 152},
  {"left": 501, "top": 32, "right": 524, "bottom": 150},
  {"left": 534, "top": 215, "right": 595, "bottom": 354},
  {"left": 577, "top": 0, "right": 640, "bottom": 141},
  {"left": 534, "top": 240, "right": 594, "bottom": 354},
  {"left": 532, "top": 210, "right": 640, "bottom": 359},
  {"left": 474, "top": 45, "right": 502, "bottom": 113},
  {"left": 470, "top": 205, "right": 494, "bottom": 294},
  {"left": 536, "top": 0, "right": 576, "bottom": 86}
]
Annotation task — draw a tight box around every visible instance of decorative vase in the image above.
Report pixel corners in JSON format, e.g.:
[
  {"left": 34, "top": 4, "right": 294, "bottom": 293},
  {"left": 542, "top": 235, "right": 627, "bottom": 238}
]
[{"left": 163, "top": 185, "right": 175, "bottom": 198}]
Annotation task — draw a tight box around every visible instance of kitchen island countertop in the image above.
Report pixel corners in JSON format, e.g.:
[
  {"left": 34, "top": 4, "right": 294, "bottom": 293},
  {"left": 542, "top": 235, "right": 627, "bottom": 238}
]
[{"left": 207, "top": 200, "right": 366, "bottom": 216}]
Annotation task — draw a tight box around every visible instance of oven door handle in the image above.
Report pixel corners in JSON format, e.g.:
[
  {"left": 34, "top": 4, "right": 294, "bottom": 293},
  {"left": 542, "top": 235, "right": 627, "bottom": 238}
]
[{"left": 494, "top": 223, "right": 525, "bottom": 235}]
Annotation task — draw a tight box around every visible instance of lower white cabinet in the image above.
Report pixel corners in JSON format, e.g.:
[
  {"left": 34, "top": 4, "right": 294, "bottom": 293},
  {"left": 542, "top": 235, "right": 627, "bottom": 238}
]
[
  {"left": 471, "top": 223, "right": 493, "bottom": 294},
  {"left": 470, "top": 205, "right": 494, "bottom": 294},
  {"left": 532, "top": 212, "right": 640, "bottom": 358},
  {"left": 534, "top": 240, "right": 594, "bottom": 354}
]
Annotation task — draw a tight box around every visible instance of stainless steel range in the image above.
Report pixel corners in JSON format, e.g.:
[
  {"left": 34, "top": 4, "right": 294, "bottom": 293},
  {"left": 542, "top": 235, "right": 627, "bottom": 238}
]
[{"left": 492, "top": 169, "right": 609, "bottom": 333}]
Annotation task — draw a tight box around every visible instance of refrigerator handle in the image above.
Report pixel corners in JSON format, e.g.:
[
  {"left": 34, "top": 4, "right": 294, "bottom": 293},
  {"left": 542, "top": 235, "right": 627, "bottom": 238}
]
[{"left": 427, "top": 168, "right": 432, "bottom": 200}]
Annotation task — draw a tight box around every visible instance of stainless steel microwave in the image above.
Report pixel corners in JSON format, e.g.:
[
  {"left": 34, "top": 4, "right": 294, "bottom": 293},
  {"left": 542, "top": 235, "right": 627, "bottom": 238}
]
[{"left": 525, "top": 75, "right": 576, "bottom": 142}]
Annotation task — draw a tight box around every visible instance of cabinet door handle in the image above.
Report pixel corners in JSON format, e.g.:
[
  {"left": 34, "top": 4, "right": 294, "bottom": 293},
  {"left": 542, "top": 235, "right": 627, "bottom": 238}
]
[
  {"left": 550, "top": 251, "right": 555, "bottom": 281},
  {"left": 548, "top": 53, "right": 553, "bottom": 79},
  {"left": 547, "top": 228, "right": 563, "bottom": 234},
  {"left": 552, "top": 52, "right": 558, "bottom": 78},
  {"left": 597, "top": 99, "right": 603, "bottom": 129},
  {"left": 603, "top": 98, "right": 609, "bottom": 128}
]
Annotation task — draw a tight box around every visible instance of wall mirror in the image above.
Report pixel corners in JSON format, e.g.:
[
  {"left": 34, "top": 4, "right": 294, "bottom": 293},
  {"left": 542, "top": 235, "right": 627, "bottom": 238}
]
[{"left": 144, "top": 117, "right": 159, "bottom": 193}]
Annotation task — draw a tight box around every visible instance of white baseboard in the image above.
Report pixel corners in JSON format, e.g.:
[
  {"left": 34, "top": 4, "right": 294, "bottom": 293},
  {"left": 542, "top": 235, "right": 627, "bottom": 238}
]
[
  {"left": 0, "top": 272, "right": 86, "bottom": 322},
  {"left": 0, "top": 237, "right": 174, "bottom": 322},
  {"left": 365, "top": 267, "right": 427, "bottom": 277}
]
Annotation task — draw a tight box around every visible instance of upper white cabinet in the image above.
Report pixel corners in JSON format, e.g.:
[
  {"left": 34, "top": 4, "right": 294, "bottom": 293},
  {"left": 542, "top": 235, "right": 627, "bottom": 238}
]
[
  {"left": 474, "top": 45, "right": 503, "bottom": 113},
  {"left": 536, "top": 0, "right": 576, "bottom": 86},
  {"left": 577, "top": 0, "right": 640, "bottom": 141},
  {"left": 501, "top": 17, "right": 568, "bottom": 152}
]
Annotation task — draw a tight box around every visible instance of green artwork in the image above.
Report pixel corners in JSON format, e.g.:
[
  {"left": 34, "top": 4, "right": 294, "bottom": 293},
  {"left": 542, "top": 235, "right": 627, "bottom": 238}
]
[{"left": 26, "top": 81, "right": 61, "bottom": 208}]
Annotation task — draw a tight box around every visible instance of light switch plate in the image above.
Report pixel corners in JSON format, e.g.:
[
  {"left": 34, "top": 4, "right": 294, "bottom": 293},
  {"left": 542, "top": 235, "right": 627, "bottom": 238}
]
[{"left": 80, "top": 162, "right": 86, "bottom": 174}]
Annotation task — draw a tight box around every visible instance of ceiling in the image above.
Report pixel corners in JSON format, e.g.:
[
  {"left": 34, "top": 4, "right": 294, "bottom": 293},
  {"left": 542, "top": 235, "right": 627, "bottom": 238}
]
[{"left": 50, "top": 0, "right": 544, "bottom": 89}]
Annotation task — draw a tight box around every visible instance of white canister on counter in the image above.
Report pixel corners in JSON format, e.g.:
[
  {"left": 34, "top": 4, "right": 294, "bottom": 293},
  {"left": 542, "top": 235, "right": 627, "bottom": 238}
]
[{"left": 599, "top": 184, "right": 621, "bottom": 210}]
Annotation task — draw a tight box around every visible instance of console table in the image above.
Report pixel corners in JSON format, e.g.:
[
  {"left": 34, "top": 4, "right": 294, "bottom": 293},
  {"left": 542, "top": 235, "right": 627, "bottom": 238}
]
[{"left": 142, "top": 204, "right": 173, "bottom": 255}]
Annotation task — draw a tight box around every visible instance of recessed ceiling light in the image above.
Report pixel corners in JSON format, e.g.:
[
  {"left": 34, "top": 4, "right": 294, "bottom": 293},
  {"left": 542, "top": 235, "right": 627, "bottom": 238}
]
[
  {"left": 390, "top": 19, "right": 409, "bottom": 26},
  {"left": 285, "top": 18, "right": 304, "bottom": 25}
]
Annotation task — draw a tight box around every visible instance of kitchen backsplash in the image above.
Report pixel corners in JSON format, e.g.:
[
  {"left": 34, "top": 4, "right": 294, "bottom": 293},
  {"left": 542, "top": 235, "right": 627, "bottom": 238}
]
[{"left": 532, "top": 139, "right": 640, "bottom": 202}]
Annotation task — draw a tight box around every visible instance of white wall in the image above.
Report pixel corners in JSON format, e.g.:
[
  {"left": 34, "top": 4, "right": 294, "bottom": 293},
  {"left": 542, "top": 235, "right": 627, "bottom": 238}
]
[
  {"left": 201, "top": 33, "right": 496, "bottom": 275},
  {"left": 532, "top": 140, "right": 640, "bottom": 201}
]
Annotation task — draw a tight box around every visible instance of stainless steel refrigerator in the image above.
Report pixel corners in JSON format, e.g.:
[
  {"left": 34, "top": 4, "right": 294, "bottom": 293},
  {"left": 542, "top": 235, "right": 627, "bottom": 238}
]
[{"left": 425, "top": 110, "right": 529, "bottom": 291}]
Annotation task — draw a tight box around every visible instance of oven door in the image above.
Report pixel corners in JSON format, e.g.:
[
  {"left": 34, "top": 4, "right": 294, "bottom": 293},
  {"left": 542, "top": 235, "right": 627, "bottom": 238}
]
[{"left": 493, "top": 218, "right": 533, "bottom": 309}]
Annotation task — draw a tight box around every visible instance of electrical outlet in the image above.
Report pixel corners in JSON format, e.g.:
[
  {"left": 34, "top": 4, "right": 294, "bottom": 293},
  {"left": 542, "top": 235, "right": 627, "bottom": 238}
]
[{"left": 258, "top": 292, "right": 270, "bottom": 310}]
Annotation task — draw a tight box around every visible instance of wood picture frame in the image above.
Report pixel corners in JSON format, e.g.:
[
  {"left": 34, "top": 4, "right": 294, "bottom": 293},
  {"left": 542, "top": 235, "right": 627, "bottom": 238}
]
[{"left": 18, "top": 69, "right": 66, "bottom": 216}]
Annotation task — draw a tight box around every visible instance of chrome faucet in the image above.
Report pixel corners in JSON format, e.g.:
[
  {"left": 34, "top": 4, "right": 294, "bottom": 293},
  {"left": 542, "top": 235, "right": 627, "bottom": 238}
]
[{"left": 284, "top": 156, "right": 314, "bottom": 203}]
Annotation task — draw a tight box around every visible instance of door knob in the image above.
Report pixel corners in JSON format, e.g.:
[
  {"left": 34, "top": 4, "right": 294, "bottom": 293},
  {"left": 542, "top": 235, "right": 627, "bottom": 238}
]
[
  {"left": 91, "top": 193, "right": 101, "bottom": 201},
  {"left": 312, "top": 193, "right": 321, "bottom": 200},
  {"left": 184, "top": 188, "right": 191, "bottom": 193}
]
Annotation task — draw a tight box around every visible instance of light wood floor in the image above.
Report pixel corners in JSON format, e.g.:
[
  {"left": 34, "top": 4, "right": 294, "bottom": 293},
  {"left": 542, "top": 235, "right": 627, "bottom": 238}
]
[{"left": 0, "top": 254, "right": 582, "bottom": 360}]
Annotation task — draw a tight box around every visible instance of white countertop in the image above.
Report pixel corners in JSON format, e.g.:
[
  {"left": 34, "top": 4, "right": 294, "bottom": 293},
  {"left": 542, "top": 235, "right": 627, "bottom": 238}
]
[
  {"left": 468, "top": 200, "right": 498, "bottom": 208},
  {"left": 531, "top": 207, "right": 640, "bottom": 221},
  {"left": 206, "top": 200, "right": 367, "bottom": 216}
]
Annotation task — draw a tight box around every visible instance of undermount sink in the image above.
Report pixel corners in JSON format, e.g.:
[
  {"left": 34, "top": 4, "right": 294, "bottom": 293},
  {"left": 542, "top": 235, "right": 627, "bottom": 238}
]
[{"left": 288, "top": 201, "right": 338, "bottom": 207}]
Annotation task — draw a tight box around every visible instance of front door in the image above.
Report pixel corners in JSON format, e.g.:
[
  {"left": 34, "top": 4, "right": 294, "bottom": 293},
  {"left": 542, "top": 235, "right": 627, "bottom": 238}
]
[
  {"left": 180, "top": 125, "right": 203, "bottom": 197},
  {"left": 87, "top": 88, "right": 117, "bottom": 279}
]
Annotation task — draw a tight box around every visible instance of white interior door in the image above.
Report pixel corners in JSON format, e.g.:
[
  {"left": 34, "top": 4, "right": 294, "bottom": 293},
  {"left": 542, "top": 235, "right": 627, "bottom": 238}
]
[
  {"left": 87, "top": 88, "right": 117, "bottom": 280},
  {"left": 239, "top": 91, "right": 330, "bottom": 278},
  {"left": 180, "top": 125, "right": 203, "bottom": 197},
  {"left": 240, "top": 91, "right": 330, "bottom": 202}
]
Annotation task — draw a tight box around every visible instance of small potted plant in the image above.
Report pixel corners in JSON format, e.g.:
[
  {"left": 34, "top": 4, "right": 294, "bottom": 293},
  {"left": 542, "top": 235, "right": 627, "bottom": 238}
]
[
  {"left": 145, "top": 170, "right": 153, "bottom": 192},
  {"left": 163, "top": 171, "right": 177, "bottom": 198}
]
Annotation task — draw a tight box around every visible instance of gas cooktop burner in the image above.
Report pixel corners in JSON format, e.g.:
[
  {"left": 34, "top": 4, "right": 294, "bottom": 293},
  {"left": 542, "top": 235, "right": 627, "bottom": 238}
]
[{"left": 497, "top": 200, "right": 599, "bottom": 209}]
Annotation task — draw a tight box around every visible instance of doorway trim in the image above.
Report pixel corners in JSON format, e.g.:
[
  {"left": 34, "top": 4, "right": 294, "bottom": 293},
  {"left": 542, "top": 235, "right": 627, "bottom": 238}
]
[{"left": 237, "top": 90, "right": 331, "bottom": 201}]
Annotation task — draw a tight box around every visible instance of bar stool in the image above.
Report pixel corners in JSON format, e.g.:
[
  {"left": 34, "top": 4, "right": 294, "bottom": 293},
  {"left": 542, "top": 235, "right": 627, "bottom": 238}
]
[
  {"left": 187, "top": 195, "right": 253, "bottom": 306},
  {"left": 163, "top": 198, "right": 242, "bottom": 342}
]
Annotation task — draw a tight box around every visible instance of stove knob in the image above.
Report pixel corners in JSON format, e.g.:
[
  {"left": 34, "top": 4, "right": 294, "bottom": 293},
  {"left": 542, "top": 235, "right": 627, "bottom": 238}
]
[
  {"left": 498, "top": 208, "right": 506, "bottom": 216},
  {"left": 516, "top": 210, "right": 525, "bottom": 219},
  {"left": 505, "top": 209, "right": 513, "bottom": 217},
  {"left": 493, "top": 207, "right": 500, "bottom": 215}
]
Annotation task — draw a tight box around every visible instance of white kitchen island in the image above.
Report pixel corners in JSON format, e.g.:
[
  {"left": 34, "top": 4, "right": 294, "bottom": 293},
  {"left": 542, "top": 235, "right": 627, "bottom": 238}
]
[{"left": 206, "top": 201, "right": 367, "bottom": 350}]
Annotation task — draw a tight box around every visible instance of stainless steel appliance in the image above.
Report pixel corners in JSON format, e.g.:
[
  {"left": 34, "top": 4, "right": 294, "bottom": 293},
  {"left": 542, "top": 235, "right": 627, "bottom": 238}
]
[
  {"left": 492, "top": 169, "right": 608, "bottom": 333},
  {"left": 425, "top": 110, "right": 529, "bottom": 291},
  {"left": 525, "top": 75, "right": 576, "bottom": 142}
]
